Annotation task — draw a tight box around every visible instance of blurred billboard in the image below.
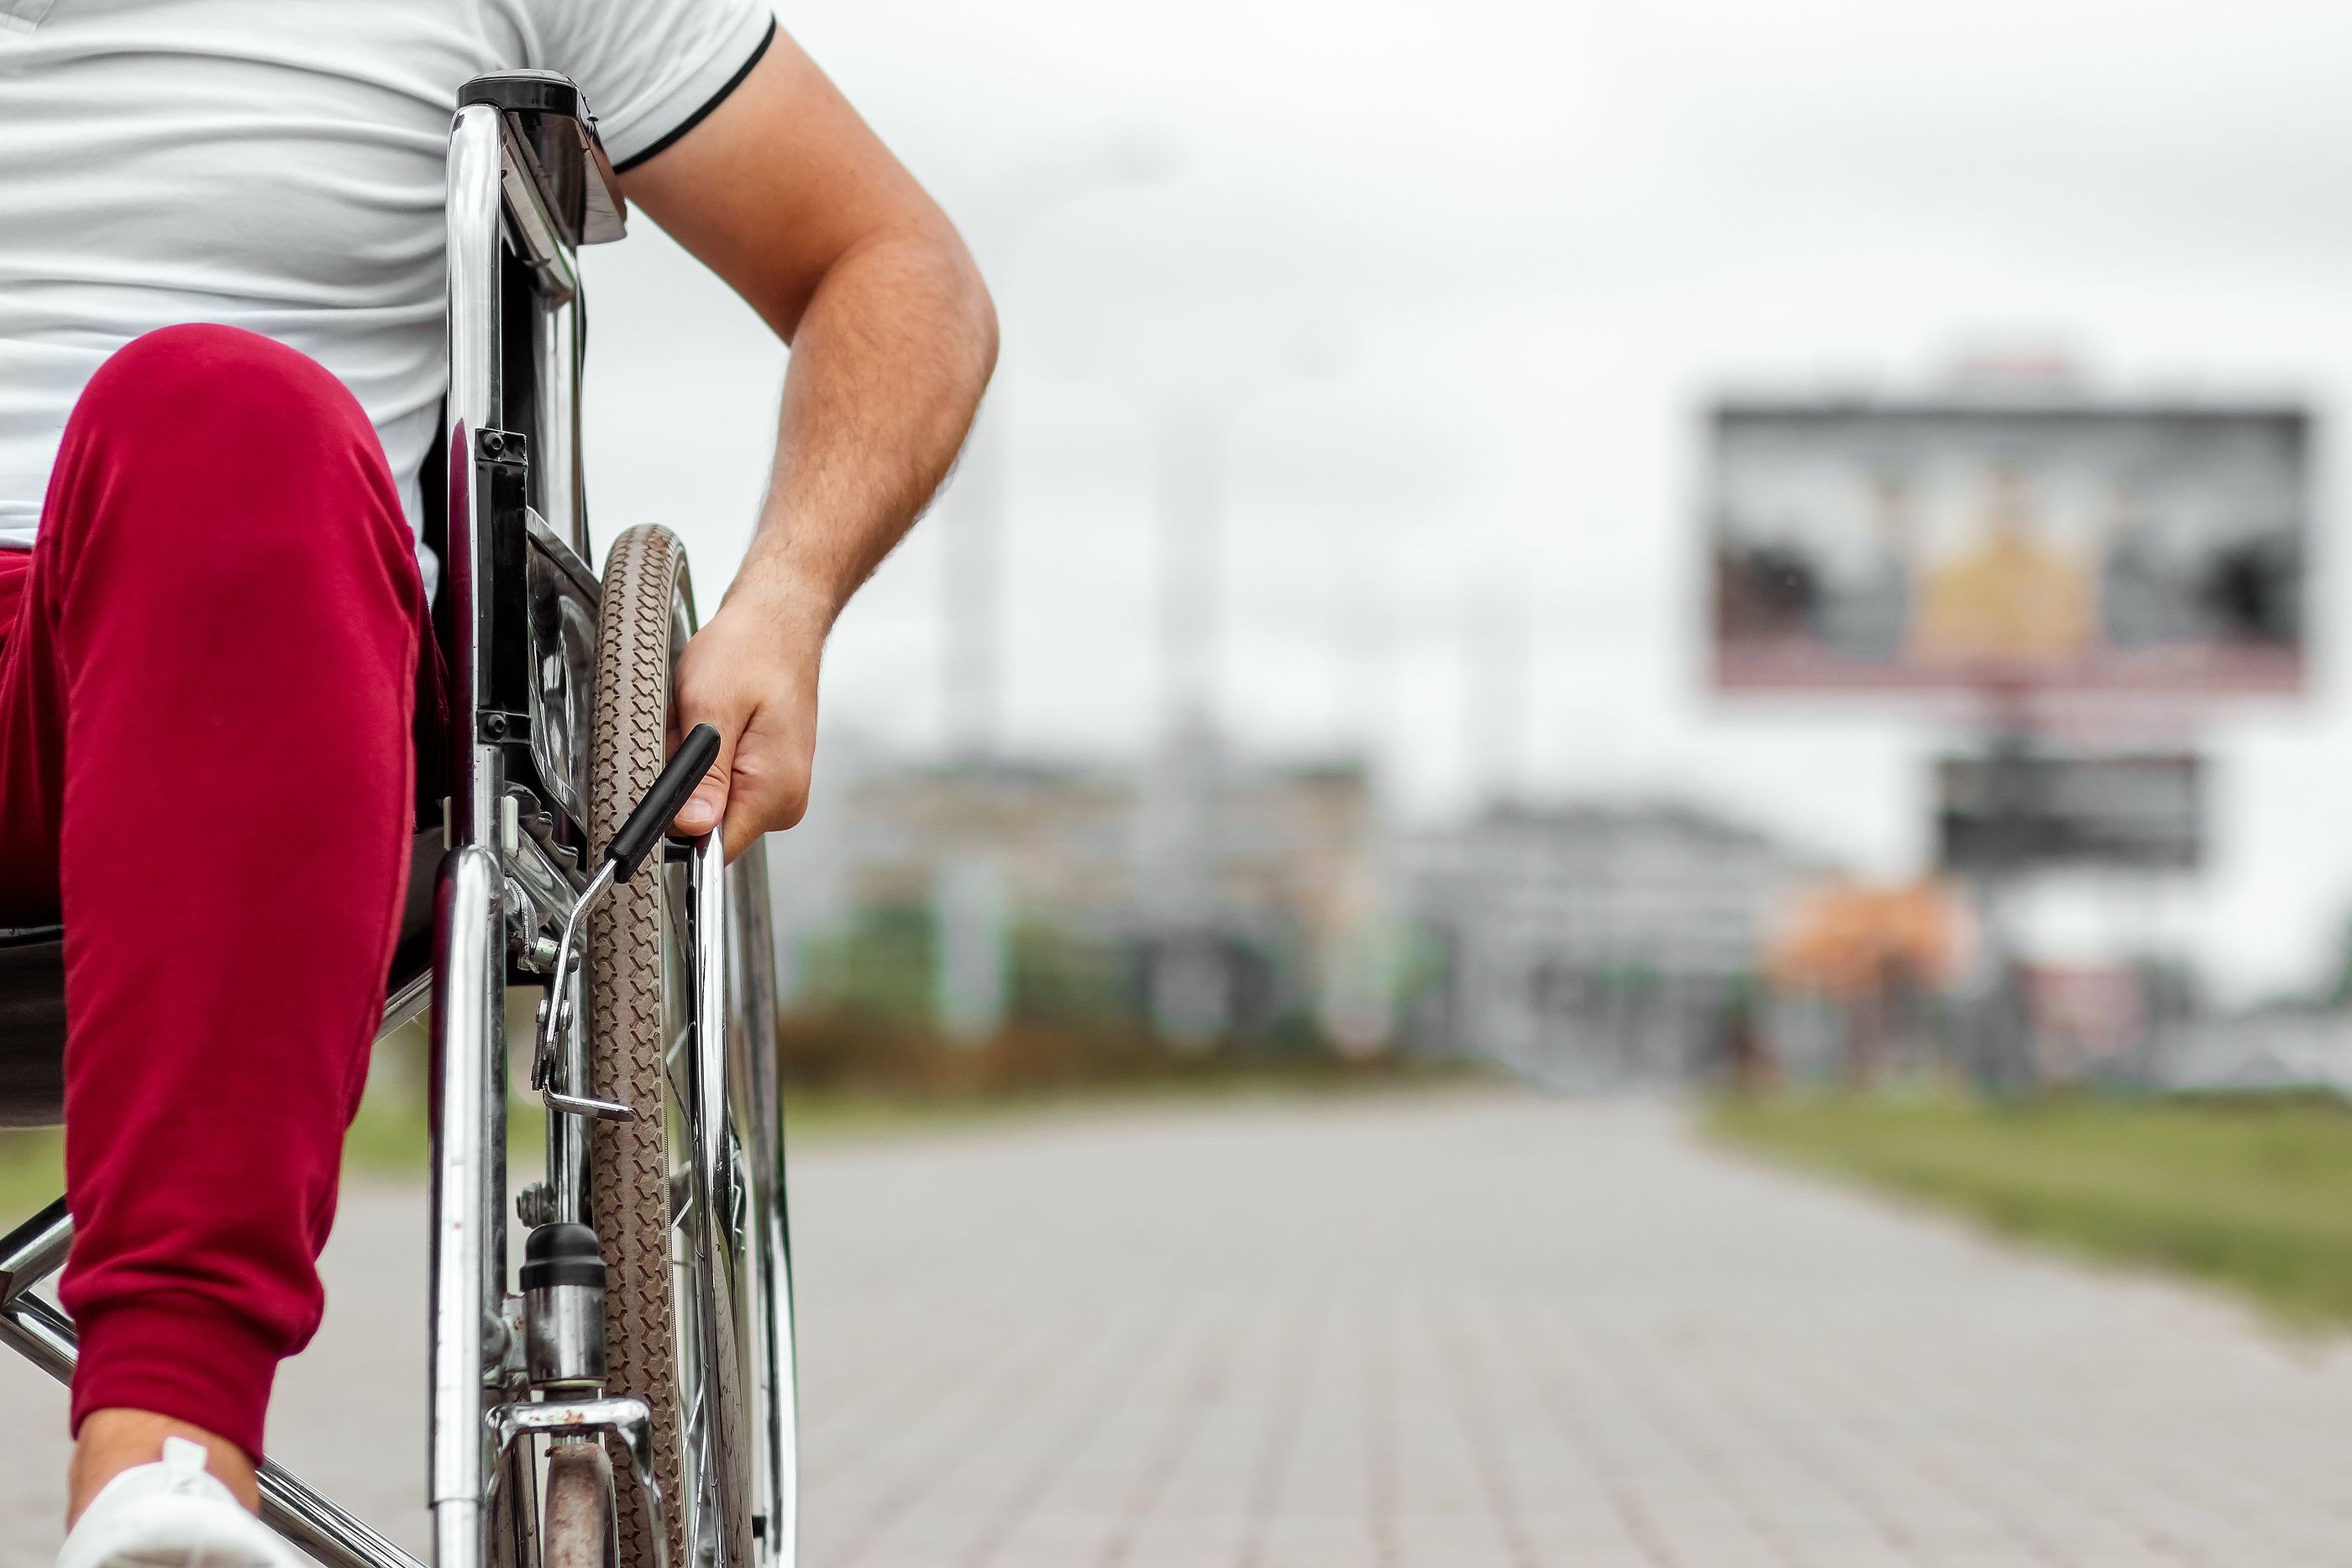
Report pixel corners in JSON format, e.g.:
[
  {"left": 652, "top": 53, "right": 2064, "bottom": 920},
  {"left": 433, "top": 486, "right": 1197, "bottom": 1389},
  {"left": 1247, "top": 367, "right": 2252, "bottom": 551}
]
[
  {"left": 1709, "top": 401, "right": 2308, "bottom": 696},
  {"left": 1935, "top": 752, "right": 2202, "bottom": 871}
]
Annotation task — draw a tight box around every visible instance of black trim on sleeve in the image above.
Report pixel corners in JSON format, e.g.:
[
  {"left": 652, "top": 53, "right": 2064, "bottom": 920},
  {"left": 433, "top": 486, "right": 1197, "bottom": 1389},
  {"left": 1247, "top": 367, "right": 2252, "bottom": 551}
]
[{"left": 611, "top": 18, "right": 779, "bottom": 174}]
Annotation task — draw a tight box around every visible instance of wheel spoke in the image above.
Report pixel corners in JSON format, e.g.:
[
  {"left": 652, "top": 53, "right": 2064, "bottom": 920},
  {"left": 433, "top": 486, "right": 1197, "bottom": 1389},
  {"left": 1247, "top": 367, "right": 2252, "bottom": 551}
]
[{"left": 722, "top": 1141, "right": 751, "bottom": 1257}]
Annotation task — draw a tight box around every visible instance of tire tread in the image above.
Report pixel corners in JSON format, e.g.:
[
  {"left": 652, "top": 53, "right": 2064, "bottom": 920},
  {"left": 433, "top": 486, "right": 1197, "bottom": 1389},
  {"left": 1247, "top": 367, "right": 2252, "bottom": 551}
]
[{"left": 586, "top": 524, "right": 690, "bottom": 1568}]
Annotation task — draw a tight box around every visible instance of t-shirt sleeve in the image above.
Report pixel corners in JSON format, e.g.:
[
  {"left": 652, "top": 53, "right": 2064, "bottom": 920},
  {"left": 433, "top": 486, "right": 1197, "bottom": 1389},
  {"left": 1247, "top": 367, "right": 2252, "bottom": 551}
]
[{"left": 520, "top": 0, "right": 778, "bottom": 171}]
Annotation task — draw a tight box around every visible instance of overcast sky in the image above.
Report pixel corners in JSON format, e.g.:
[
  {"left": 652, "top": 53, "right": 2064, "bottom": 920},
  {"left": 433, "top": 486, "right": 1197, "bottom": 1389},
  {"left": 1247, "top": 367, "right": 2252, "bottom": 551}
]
[{"left": 580, "top": 0, "right": 2352, "bottom": 1000}]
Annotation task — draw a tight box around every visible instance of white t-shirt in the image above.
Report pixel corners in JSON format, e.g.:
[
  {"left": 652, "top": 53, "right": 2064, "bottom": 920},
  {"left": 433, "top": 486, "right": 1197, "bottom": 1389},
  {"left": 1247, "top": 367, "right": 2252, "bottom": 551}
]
[{"left": 0, "top": 0, "right": 775, "bottom": 591}]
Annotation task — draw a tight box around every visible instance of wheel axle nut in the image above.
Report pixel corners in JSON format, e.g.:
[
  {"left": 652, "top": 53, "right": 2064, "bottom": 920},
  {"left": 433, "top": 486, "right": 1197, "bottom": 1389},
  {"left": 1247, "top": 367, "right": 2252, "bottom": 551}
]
[{"left": 516, "top": 1182, "right": 555, "bottom": 1229}]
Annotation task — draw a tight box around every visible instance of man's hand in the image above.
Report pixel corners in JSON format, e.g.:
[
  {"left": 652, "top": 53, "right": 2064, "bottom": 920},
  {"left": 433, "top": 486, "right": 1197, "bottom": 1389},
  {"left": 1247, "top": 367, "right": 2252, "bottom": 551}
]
[
  {"left": 619, "top": 29, "right": 997, "bottom": 860},
  {"left": 669, "top": 585, "right": 824, "bottom": 860}
]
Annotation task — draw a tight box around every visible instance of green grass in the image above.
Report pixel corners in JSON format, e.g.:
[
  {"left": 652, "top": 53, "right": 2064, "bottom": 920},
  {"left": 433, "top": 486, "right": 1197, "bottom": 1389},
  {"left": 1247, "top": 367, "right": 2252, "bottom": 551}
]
[
  {"left": 0, "top": 1128, "right": 60, "bottom": 1228},
  {"left": 0, "top": 1052, "right": 1493, "bottom": 1230},
  {"left": 768, "top": 1060, "right": 1498, "bottom": 1146},
  {"left": 1710, "top": 1092, "right": 2352, "bottom": 1326}
]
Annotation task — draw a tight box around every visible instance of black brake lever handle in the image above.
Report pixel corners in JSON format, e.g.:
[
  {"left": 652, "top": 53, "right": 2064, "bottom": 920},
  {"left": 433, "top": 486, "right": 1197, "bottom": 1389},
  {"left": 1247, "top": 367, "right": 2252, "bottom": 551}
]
[{"left": 606, "top": 722, "right": 722, "bottom": 882}]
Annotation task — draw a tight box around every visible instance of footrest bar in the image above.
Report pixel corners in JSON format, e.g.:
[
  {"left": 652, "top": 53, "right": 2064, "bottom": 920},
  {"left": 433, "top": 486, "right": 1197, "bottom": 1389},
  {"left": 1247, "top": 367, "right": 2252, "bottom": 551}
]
[{"left": 0, "top": 1289, "right": 425, "bottom": 1568}]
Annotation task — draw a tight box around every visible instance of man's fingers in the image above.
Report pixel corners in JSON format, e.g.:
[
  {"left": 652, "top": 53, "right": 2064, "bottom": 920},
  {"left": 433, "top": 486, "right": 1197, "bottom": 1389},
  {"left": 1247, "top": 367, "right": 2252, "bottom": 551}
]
[
  {"left": 718, "top": 774, "right": 800, "bottom": 861},
  {"left": 670, "top": 609, "right": 819, "bottom": 859},
  {"left": 673, "top": 767, "right": 728, "bottom": 835},
  {"left": 669, "top": 729, "right": 735, "bottom": 836},
  {"left": 715, "top": 729, "right": 812, "bottom": 861},
  {"left": 721, "top": 806, "right": 760, "bottom": 864}
]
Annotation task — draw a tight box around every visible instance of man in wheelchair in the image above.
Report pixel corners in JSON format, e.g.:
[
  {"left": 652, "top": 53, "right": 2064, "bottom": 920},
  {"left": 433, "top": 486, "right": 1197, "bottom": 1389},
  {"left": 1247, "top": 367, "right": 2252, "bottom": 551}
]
[{"left": 0, "top": 4, "right": 994, "bottom": 1565}]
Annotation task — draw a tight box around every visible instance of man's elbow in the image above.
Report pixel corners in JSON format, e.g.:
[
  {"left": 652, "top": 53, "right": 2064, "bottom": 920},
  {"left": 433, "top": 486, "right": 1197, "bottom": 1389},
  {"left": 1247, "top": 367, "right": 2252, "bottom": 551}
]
[
  {"left": 942, "top": 227, "right": 999, "bottom": 394},
  {"left": 970, "top": 276, "right": 1000, "bottom": 391}
]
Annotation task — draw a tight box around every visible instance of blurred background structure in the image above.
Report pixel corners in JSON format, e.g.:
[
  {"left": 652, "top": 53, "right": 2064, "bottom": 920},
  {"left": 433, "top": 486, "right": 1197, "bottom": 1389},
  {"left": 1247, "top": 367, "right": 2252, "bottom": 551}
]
[{"left": 574, "top": 0, "right": 2352, "bottom": 1099}]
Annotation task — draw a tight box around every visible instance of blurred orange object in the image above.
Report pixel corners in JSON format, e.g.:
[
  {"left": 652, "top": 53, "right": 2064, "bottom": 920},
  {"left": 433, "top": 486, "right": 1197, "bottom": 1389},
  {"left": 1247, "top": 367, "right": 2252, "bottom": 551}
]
[{"left": 1766, "top": 878, "right": 1966, "bottom": 999}]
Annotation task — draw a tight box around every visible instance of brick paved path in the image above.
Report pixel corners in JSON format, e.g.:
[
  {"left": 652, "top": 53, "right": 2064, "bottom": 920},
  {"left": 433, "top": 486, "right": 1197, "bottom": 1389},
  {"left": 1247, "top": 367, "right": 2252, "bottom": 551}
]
[{"left": 8, "top": 1092, "right": 2352, "bottom": 1564}]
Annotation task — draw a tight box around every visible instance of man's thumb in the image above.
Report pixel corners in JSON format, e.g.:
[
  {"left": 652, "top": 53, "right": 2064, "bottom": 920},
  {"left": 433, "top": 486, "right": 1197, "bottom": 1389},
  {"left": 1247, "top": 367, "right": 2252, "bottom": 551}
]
[{"left": 670, "top": 725, "right": 733, "bottom": 835}]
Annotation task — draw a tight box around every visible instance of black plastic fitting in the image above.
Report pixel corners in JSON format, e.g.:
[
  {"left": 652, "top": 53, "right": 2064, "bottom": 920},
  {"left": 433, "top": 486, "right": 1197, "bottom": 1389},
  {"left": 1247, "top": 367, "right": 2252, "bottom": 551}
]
[
  {"left": 519, "top": 1221, "right": 606, "bottom": 1292},
  {"left": 605, "top": 722, "right": 722, "bottom": 881}
]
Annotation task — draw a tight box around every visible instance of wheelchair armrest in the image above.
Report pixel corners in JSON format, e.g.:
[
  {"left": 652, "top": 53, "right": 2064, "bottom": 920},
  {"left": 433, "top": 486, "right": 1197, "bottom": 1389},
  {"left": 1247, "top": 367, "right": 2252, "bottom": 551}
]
[{"left": 457, "top": 71, "right": 627, "bottom": 247}]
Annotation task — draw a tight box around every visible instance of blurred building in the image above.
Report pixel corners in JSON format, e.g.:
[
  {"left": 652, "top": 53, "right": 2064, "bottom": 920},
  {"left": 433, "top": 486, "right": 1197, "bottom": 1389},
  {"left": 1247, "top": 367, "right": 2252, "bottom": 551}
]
[
  {"left": 765, "top": 737, "right": 1391, "bottom": 1049},
  {"left": 1406, "top": 801, "right": 1800, "bottom": 1088}
]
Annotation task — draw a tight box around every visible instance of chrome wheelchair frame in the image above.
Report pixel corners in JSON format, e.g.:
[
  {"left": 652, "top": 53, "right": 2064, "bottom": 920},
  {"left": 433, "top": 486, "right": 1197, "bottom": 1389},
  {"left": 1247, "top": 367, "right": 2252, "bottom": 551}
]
[{"left": 0, "top": 72, "right": 797, "bottom": 1568}]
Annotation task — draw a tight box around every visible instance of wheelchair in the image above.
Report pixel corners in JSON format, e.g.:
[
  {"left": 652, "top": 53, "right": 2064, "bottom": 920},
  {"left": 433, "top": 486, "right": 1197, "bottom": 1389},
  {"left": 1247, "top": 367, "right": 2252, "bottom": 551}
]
[{"left": 0, "top": 74, "right": 796, "bottom": 1568}]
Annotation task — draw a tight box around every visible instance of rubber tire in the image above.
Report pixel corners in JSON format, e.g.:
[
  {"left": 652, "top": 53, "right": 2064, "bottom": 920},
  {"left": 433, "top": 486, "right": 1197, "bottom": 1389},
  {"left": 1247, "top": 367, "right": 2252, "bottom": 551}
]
[{"left": 585, "top": 522, "right": 751, "bottom": 1568}]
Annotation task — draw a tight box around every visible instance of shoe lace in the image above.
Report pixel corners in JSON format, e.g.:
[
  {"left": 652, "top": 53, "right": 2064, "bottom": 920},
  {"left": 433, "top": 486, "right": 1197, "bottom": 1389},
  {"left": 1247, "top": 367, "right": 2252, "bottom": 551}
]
[{"left": 160, "top": 1434, "right": 211, "bottom": 1495}]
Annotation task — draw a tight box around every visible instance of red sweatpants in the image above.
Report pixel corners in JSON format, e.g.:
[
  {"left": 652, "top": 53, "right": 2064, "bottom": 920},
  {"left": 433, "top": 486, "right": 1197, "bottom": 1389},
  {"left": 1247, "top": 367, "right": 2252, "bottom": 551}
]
[{"left": 0, "top": 325, "right": 429, "bottom": 1460}]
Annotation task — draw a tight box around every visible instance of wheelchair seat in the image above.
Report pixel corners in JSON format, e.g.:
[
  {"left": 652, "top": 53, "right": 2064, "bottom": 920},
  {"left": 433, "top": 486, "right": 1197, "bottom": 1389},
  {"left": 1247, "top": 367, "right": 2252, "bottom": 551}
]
[{"left": 0, "top": 824, "right": 444, "bottom": 1130}]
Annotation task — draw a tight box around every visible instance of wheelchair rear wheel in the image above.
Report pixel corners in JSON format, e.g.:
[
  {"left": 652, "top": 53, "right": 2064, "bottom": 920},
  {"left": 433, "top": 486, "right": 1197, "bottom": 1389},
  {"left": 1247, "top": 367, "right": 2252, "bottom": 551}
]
[{"left": 583, "top": 524, "right": 760, "bottom": 1568}]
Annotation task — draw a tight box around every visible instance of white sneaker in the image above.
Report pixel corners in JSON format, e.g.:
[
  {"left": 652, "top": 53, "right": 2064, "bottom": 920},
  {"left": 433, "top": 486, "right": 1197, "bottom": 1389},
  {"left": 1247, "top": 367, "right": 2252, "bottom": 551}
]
[{"left": 55, "top": 1436, "right": 298, "bottom": 1568}]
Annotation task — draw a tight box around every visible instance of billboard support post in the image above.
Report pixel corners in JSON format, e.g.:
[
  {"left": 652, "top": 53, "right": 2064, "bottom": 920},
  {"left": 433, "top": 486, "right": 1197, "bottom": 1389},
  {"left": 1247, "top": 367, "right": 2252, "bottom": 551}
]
[{"left": 1965, "top": 716, "right": 2038, "bottom": 1097}]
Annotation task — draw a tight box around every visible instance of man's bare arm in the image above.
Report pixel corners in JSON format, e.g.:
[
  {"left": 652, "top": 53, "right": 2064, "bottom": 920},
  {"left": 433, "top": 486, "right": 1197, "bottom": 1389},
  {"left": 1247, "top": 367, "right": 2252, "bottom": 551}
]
[{"left": 618, "top": 29, "right": 997, "bottom": 857}]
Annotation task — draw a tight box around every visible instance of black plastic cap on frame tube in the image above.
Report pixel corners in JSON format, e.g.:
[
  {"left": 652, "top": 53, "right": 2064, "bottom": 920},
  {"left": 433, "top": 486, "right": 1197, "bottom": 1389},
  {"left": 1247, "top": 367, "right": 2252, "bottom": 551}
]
[{"left": 519, "top": 1220, "right": 606, "bottom": 1291}]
